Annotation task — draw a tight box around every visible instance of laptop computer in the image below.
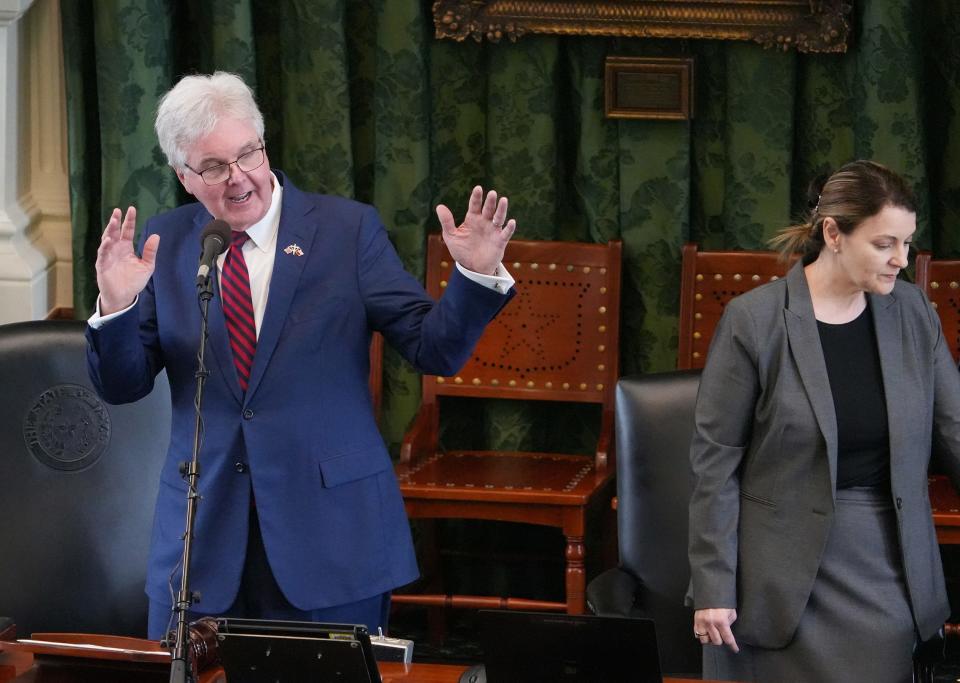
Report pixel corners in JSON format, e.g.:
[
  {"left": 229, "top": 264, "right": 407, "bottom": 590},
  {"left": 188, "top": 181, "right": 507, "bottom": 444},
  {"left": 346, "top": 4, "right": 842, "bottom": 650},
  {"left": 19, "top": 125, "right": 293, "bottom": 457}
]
[
  {"left": 464, "top": 610, "right": 663, "bottom": 683},
  {"left": 214, "top": 617, "right": 381, "bottom": 683}
]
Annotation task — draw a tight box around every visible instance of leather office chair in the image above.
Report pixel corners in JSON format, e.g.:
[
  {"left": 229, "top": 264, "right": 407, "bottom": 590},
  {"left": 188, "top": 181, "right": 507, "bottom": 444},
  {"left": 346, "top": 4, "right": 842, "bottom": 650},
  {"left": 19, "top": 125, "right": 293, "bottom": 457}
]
[
  {"left": 394, "top": 235, "right": 622, "bottom": 616},
  {"left": 586, "top": 370, "right": 702, "bottom": 678},
  {"left": 0, "top": 320, "right": 171, "bottom": 638},
  {"left": 678, "top": 243, "right": 793, "bottom": 369}
]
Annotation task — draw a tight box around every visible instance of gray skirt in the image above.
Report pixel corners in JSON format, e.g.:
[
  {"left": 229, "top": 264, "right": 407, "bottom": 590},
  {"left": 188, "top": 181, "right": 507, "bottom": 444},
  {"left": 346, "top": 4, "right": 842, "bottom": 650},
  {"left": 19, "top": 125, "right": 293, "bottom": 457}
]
[{"left": 704, "top": 487, "right": 916, "bottom": 683}]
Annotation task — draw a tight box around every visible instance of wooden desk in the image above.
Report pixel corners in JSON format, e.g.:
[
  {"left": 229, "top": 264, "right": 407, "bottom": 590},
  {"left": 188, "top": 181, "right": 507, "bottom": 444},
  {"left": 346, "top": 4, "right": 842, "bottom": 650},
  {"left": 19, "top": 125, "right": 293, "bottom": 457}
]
[
  {"left": 930, "top": 475, "right": 960, "bottom": 544},
  {"left": 0, "top": 646, "right": 724, "bottom": 682}
]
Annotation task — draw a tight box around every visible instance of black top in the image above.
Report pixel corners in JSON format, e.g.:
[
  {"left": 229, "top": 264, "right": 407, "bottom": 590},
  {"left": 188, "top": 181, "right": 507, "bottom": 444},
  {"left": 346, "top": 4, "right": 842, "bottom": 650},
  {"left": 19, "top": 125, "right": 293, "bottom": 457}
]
[{"left": 817, "top": 305, "right": 891, "bottom": 489}]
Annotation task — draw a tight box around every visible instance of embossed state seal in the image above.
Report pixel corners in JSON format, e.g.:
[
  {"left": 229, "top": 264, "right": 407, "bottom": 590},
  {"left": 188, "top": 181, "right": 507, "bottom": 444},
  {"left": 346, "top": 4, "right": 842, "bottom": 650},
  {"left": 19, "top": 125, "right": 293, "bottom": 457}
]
[{"left": 23, "top": 384, "right": 111, "bottom": 471}]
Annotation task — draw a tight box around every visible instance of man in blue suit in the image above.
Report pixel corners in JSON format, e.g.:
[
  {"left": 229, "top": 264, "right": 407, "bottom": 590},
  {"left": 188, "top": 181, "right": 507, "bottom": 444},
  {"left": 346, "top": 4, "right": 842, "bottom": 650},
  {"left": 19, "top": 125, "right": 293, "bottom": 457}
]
[{"left": 86, "top": 72, "right": 516, "bottom": 640}]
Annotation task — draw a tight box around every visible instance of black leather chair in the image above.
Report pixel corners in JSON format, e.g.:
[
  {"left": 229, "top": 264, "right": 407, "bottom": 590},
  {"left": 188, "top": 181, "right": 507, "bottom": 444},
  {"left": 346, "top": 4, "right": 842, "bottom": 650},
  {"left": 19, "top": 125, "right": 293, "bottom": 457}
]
[
  {"left": 586, "top": 370, "right": 702, "bottom": 677},
  {"left": 0, "top": 320, "right": 170, "bottom": 637}
]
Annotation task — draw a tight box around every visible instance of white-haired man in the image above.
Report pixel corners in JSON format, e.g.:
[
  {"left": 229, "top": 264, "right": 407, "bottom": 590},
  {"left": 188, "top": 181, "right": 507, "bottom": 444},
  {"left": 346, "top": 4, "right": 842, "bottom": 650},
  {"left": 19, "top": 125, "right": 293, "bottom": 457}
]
[{"left": 87, "top": 72, "right": 516, "bottom": 639}]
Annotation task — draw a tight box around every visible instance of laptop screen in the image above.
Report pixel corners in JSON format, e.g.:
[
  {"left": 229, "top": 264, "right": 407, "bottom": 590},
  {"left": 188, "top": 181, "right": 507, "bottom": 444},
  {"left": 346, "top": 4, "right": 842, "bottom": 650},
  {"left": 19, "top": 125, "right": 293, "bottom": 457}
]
[
  {"left": 214, "top": 617, "right": 381, "bottom": 683},
  {"left": 479, "top": 610, "right": 662, "bottom": 683}
]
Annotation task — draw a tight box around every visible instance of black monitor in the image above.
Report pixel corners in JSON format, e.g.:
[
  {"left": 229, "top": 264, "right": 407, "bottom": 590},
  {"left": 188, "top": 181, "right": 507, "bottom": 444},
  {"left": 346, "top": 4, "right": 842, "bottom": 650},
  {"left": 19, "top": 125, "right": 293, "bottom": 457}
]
[
  {"left": 215, "top": 617, "right": 381, "bottom": 683},
  {"left": 476, "top": 610, "right": 662, "bottom": 683}
]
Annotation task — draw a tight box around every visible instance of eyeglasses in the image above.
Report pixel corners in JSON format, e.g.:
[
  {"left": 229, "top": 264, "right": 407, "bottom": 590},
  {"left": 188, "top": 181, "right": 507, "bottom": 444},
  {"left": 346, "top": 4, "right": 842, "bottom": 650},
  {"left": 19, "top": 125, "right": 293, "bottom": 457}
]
[{"left": 185, "top": 146, "right": 265, "bottom": 186}]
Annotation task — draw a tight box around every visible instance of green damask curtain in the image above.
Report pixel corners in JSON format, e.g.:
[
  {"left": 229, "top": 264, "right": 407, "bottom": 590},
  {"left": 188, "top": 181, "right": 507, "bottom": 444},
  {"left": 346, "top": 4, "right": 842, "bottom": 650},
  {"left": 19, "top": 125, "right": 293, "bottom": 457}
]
[{"left": 63, "top": 0, "right": 960, "bottom": 454}]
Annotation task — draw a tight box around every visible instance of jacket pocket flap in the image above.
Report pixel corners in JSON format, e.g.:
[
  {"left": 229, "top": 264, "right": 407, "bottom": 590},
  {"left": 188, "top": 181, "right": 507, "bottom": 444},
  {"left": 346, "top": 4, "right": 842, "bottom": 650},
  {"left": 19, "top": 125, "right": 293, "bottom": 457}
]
[{"left": 318, "top": 446, "right": 390, "bottom": 488}]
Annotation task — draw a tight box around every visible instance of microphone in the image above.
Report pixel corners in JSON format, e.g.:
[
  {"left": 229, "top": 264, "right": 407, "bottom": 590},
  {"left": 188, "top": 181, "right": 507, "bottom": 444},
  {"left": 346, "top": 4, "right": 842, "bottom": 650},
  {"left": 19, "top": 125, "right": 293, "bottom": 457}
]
[{"left": 195, "top": 219, "right": 233, "bottom": 286}]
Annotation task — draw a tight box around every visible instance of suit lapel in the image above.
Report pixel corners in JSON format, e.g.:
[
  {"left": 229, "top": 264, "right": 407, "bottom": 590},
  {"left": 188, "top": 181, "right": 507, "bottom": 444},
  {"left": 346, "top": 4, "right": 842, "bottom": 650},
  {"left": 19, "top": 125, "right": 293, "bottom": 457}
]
[
  {"left": 189, "top": 209, "right": 245, "bottom": 405},
  {"left": 783, "top": 262, "right": 840, "bottom": 494},
  {"left": 870, "top": 291, "right": 905, "bottom": 469},
  {"left": 244, "top": 178, "right": 316, "bottom": 401}
]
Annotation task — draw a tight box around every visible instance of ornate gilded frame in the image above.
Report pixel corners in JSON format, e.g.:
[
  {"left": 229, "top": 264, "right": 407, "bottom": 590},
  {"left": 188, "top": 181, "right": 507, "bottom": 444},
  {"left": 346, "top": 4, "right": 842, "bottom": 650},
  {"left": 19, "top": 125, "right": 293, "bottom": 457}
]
[{"left": 433, "top": 1, "right": 853, "bottom": 53}]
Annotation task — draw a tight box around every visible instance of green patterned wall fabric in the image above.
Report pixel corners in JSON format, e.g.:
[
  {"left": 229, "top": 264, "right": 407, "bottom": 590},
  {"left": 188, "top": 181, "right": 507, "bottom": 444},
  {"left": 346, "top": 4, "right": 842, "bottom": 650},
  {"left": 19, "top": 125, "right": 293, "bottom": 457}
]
[{"left": 63, "top": 0, "right": 960, "bottom": 454}]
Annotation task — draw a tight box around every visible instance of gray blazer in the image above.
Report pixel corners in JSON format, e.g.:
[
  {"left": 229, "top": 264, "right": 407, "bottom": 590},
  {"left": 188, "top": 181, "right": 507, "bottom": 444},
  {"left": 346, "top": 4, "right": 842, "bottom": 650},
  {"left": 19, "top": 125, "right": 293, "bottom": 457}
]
[{"left": 688, "top": 261, "right": 960, "bottom": 648}]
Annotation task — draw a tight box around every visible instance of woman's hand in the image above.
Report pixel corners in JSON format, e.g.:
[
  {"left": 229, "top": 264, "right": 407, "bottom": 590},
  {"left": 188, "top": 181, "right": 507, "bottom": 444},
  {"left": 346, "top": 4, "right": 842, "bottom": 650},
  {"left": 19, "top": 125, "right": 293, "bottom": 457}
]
[{"left": 694, "top": 608, "right": 739, "bottom": 652}]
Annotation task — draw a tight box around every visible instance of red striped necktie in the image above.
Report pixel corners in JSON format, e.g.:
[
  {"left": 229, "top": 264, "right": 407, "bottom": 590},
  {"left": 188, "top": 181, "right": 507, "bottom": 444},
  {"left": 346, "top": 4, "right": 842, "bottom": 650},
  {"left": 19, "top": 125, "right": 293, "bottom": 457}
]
[{"left": 221, "top": 230, "right": 257, "bottom": 393}]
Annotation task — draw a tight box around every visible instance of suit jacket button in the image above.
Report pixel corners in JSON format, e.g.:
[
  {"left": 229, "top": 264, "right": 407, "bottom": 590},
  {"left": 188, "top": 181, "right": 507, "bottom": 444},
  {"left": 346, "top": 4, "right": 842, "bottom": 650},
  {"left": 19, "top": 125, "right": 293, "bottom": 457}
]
[
  {"left": 895, "top": 496, "right": 903, "bottom": 509},
  {"left": 235, "top": 462, "right": 247, "bottom": 473},
  {"left": 243, "top": 409, "right": 254, "bottom": 419}
]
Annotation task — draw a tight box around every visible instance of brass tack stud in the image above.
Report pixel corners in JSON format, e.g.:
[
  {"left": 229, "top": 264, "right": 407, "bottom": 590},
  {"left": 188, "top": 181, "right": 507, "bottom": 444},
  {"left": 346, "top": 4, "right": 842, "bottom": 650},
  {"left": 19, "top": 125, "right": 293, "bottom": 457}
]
[
  {"left": 598, "top": 306, "right": 606, "bottom": 314},
  {"left": 733, "top": 273, "right": 743, "bottom": 281},
  {"left": 598, "top": 344, "right": 605, "bottom": 352},
  {"left": 526, "top": 381, "right": 535, "bottom": 388},
  {"left": 694, "top": 312, "right": 702, "bottom": 320},
  {"left": 583, "top": 266, "right": 591, "bottom": 274},
  {"left": 491, "top": 379, "right": 500, "bottom": 386},
  {"left": 771, "top": 275, "right": 779, "bottom": 281},
  {"left": 579, "top": 382, "right": 587, "bottom": 390},
  {"left": 596, "top": 383, "right": 604, "bottom": 391},
  {"left": 597, "top": 364, "right": 605, "bottom": 371},
  {"left": 695, "top": 293, "right": 703, "bottom": 301},
  {"left": 545, "top": 381, "right": 553, "bottom": 388},
  {"left": 509, "top": 379, "right": 517, "bottom": 387},
  {"left": 531, "top": 263, "right": 539, "bottom": 270},
  {"left": 751, "top": 274, "right": 761, "bottom": 282},
  {"left": 440, "top": 280, "right": 448, "bottom": 288},
  {"left": 454, "top": 376, "right": 463, "bottom": 384},
  {"left": 951, "top": 281, "right": 959, "bottom": 289},
  {"left": 472, "top": 378, "right": 481, "bottom": 385},
  {"left": 600, "top": 267, "right": 607, "bottom": 274},
  {"left": 696, "top": 273, "right": 704, "bottom": 281},
  {"left": 714, "top": 273, "right": 723, "bottom": 280},
  {"left": 931, "top": 282, "right": 941, "bottom": 289},
  {"left": 567, "top": 265, "right": 574, "bottom": 272},
  {"left": 600, "top": 286, "right": 607, "bottom": 294},
  {"left": 932, "top": 302, "right": 939, "bottom": 309},
  {"left": 693, "top": 351, "right": 701, "bottom": 359},
  {"left": 436, "top": 377, "right": 445, "bottom": 384},
  {"left": 512, "top": 262, "right": 521, "bottom": 269},
  {"left": 549, "top": 263, "right": 557, "bottom": 270},
  {"left": 563, "top": 382, "right": 570, "bottom": 389},
  {"left": 598, "top": 325, "right": 606, "bottom": 332},
  {"left": 693, "top": 332, "right": 701, "bottom": 339},
  {"left": 441, "top": 260, "right": 449, "bottom": 268}
]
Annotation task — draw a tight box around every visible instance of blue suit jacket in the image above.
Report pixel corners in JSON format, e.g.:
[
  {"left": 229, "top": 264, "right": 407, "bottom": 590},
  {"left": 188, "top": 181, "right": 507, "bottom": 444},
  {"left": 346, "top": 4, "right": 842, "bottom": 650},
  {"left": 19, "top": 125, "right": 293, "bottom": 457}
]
[{"left": 86, "top": 172, "right": 514, "bottom": 612}]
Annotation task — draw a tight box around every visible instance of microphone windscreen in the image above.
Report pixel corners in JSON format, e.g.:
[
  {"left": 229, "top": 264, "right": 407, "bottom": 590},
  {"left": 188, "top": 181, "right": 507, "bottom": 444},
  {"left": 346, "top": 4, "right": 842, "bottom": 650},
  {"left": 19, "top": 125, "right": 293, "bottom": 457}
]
[{"left": 200, "top": 219, "right": 233, "bottom": 254}]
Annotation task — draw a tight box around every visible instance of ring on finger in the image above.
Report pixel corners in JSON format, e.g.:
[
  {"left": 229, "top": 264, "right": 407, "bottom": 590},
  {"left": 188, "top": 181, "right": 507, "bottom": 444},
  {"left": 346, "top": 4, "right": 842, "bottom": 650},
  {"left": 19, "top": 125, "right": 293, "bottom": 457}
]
[{"left": 694, "top": 631, "right": 707, "bottom": 638}]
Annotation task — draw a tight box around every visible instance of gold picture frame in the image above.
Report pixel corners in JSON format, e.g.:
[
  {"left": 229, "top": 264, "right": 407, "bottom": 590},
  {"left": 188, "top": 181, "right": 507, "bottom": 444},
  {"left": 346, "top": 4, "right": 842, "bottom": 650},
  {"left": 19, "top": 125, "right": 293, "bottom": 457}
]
[{"left": 433, "top": 1, "right": 853, "bottom": 53}]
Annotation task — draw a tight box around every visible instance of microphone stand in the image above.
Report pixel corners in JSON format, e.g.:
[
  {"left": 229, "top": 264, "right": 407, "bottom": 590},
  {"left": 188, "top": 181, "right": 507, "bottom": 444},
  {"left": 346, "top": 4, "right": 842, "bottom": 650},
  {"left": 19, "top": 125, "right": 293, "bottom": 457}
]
[{"left": 169, "top": 274, "right": 216, "bottom": 683}]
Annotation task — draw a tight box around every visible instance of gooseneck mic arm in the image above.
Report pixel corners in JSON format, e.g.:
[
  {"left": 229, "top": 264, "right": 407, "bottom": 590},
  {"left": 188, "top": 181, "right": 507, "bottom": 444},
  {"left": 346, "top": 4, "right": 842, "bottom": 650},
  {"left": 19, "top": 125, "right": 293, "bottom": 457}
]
[{"left": 169, "top": 219, "right": 232, "bottom": 683}]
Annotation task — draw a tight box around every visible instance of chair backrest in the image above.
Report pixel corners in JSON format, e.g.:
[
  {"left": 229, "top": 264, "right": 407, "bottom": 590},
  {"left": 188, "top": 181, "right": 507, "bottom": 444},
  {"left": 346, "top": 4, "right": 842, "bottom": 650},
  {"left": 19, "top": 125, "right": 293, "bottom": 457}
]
[
  {"left": 0, "top": 320, "right": 171, "bottom": 637},
  {"left": 678, "top": 243, "right": 793, "bottom": 369},
  {"left": 421, "top": 235, "right": 622, "bottom": 410},
  {"left": 615, "top": 369, "right": 701, "bottom": 675},
  {"left": 914, "top": 252, "right": 960, "bottom": 363}
]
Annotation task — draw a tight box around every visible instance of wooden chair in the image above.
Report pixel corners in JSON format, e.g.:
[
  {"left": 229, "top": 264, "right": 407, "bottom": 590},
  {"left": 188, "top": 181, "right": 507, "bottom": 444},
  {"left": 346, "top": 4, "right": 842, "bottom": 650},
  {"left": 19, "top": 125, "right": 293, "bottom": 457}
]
[
  {"left": 678, "top": 243, "right": 794, "bottom": 369},
  {"left": 368, "top": 331, "right": 384, "bottom": 421},
  {"left": 914, "top": 252, "right": 960, "bottom": 363},
  {"left": 394, "top": 235, "right": 622, "bottom": 615},
  {"left": 913, "top": 253, "right": 960, "bottom": 548}
]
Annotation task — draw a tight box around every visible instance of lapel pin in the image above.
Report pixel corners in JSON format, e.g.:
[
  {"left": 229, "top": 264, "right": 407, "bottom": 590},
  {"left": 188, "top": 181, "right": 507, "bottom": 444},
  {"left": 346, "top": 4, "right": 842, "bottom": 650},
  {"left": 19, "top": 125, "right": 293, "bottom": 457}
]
[{"left": 283, "top": 243, "right": 304, "bottom": 257}]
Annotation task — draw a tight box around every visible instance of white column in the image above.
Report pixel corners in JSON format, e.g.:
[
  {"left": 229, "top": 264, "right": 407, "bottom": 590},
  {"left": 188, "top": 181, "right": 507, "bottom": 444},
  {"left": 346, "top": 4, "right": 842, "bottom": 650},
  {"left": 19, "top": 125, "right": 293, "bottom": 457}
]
[
  {"left": 0, "top": 0, "right": 60, "bottom": 323},
  {"left": 26, "top": 0, "right": 71, "bottom": 313}
]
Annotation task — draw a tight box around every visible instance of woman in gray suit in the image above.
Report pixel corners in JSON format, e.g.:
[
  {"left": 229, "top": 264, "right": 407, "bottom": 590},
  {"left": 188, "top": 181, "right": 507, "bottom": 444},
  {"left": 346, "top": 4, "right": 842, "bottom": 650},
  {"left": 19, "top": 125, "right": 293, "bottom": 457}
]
[{"left": 688, "top": 160, "right": 960, "bottom": 682}]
